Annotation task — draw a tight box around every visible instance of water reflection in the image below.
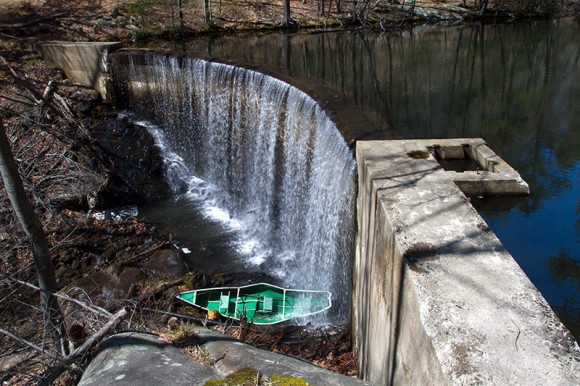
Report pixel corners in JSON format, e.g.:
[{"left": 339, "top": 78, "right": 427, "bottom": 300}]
[{"left": 174, "top": 20, "right": 579, "bottom": 338}]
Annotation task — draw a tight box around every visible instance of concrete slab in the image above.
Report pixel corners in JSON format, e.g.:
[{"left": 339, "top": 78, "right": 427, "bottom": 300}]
[
  {"left": 408, "top": 138, "right": 529, "bottom": 196},
  {"left": 353, "top": 140, "right": 579, "bottom": 385},
  {"left": 37, "top": 42, "right": 122, "bottom": 101}
]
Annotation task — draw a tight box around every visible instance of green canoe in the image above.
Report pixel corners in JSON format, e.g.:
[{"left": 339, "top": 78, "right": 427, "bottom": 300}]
[{"left": 176, "top": 283, "right": 332, "bottom": 325}]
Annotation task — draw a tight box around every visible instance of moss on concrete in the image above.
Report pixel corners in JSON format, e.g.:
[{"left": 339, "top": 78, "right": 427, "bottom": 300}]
[
  {"left": 269, "top": 373, "right": 309, "bottom": 385},
  {"left": 204, "top": 368, "right": 309, "bottom": 386},
  {"left": 204, "top": 368, "right": 259, "bottom": 386}
]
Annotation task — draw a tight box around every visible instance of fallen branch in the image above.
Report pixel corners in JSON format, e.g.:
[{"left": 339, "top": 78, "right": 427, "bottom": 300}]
[
  {"left": 0, "top": 11, "right": 70, "bottom": 31},
  {"left": 38, "top": 306, "right": 129, "bottom": 386},
  {"left": 0, "top": 273, "right": 113, "bottom": 318},
  {"left": 42, "top": 81, "right": 55, "bottom": 100},
  {"left": 138, "top": 306, "right": 224, "bottom": 326},
  {"left": 215, "top": 17, "right": 276, "bottom": 27},
  {"left": 0, "top": 327, "right": 64, "bottom": 360},
  {"left": 0, "top": 56, "right": 82, "bottom": 134},
  {"left": 52, "top": 90, "right": 76, "bottom": 121},
  {"left": 118, "top": 241, "right": 169, "bottom": 269},
  {"left": 137, "top": 279, "right": 185, "bottom": 302}
]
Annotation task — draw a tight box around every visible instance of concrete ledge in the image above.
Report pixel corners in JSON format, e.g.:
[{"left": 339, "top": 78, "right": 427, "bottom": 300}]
[
  {"left": 414, "top": 138, "right": 529, "bottom": 196},
  {"left": 353, "top": 140, "right": 579, "bottom": 385},
  {"left": 37, "top": 42, "right": 122, "bottom": 101}
]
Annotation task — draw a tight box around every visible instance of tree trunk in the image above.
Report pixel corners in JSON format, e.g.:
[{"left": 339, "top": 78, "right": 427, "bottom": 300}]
[
  {"left": 480, "top": 0, "right": 488, "bottom": 13},
  {"left": 204, "top": 0, "right": 212, "bottom": 23},
  {"left": 178, "top": 0, "right": 184, "bottom": 31},
  {"left": 0, "top": 120, "right": 66, "bottom": 354},
  {"left": 282, "top": 0, "right": 293, "bottom": 27}
]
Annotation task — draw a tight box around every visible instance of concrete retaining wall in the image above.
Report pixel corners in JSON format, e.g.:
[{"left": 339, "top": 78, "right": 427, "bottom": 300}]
[
  {"left": 37, "top": 42, "right": 122, "bottom": 102},
  {"left": 353, "top": 139, "right": 579, "bottom": 385}
]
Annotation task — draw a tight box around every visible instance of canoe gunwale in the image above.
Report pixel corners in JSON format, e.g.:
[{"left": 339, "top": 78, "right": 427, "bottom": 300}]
[{"left": 176, "top": 283, "right": 332, "bottom": 325}]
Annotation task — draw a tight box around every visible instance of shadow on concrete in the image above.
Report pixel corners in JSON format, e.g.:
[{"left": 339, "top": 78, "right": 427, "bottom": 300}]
[{"left": 354, "top": 140, "right": 579, "bottom": 385}]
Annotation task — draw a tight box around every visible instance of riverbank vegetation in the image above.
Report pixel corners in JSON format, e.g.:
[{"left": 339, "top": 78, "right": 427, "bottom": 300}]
[
  {"left": 1, "top": 0, "right": 578, "bottom": 42},
  {"left": 1, "top": 0, "right": 579, "bottom": 384}
]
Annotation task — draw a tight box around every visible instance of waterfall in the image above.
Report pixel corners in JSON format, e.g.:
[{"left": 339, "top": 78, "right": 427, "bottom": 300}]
[{"left": 111, "top": 52, "right": 356, "bottom": 320}]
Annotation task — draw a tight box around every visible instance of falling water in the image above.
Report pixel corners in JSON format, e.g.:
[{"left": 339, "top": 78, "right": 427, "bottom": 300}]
[{"left": 110, "top": 52, "right": 356, "bottom": 320}]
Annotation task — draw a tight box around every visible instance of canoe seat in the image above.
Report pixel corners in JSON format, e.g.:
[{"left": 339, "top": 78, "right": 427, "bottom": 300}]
[
  {"left": 302, "top": 296, "right": 312, "bottom": 312},
  {"left": 219, "top": 293, "right": 230, "bottom": 312},
  {"left": 262, "top": 296, "right": 273, "bottom": 312}
]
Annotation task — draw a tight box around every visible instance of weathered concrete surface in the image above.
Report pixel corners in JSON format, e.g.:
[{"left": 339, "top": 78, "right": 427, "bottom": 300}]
[
  {"left": 78, "top": 332, "right": 216, "bottom": 385},
  {"left": 194, "top": 328, "right": 372, "bottom": 385},
  {"left": 353, "top": 140, "right": 579, "bottom": 385},
  {"left": 422, "top": 138, "right": 530, "bottom": 196},
  {"left": 37, "top": 42, "right": 122, "bottom": 101},
  {"left": 79, "top": 330, "right": 371, "bottom": 385}
]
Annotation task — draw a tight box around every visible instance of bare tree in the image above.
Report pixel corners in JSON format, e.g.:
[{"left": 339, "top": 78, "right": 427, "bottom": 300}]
[
  {"left": 0, "top": 119, "right": 67, "bottom": 355},
  {"left": 477, "top": 0, "right": 489, "bottom": 13},
  {"left": 282, "top": 0, "right": 296, "bottom": 27},
  {"left": 205, "top": 0, "right": 212, "bottom": 23}
]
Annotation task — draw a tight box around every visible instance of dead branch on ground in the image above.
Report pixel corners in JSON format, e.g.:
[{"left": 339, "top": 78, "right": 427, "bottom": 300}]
[
  {"left": 0, "top": 274, "right": 113, "bottom": 318},
  {"left": 0, "top": 11, "right": 71, "bottom": 31},
  {"left": 38, "top": 306, "right": 129, "bottom": 385}
]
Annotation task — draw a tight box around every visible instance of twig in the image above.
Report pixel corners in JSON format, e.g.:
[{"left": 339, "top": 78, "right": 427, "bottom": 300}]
[
  {"left": 118, "top": 241, "right": 169, "bottom": 268},
  {"left": 137, "top": 306, "right": 225, "bottom": 326},
  {"left": 0, "top": 273, "right": 113, "bottom": 318},
  {"left": 324, "top": 332, "right": 338, "bottom": 352},
  {"left": 0, "top": 346, "right": 29, "bottom": 358},
  {"left": 0, "top": 11, "right": 70, "bottom": 30},
  {"left": 0, "top": 327, "right": 64, "bottom": 360},
  {"left": 136, "top": 279, "right": 185, "bottom": 302},
  {"left": 38, "top": 306, "right": 129, "bottom": 385},
  {"left": 269, "top": 327, "right": 285, "bottom": 350},
  {"left": 255, "top": 371, "right": 260, "bottom": 385}
]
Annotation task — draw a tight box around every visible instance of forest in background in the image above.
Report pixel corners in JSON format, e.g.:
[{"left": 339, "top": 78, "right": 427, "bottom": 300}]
[{"left": 1, "top": 0, "right": 578, "bottom": 41}]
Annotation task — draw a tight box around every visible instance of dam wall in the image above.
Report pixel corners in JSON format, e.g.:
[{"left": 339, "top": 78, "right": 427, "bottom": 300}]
[
  {"left": 353, "top": 139, "right": 579, "bottom": 385},
  {"left": 37, "top": 42, "right": 122, "bottom": 102}
]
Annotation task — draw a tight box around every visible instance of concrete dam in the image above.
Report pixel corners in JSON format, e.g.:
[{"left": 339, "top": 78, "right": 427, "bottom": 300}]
[{"left": 39, "top": 42, "right": 579, "bottom": 385}]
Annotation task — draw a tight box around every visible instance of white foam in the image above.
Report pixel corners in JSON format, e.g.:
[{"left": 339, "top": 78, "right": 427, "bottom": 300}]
[
  {"left": 248, "top": 254, "right": 267, "bottom": 265},
  {"left": 204, "top": 206, "right": 243, "bottom": 230}
]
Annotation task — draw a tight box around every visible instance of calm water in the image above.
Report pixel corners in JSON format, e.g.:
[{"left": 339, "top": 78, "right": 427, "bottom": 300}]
[{"left": 174, "top": 20, "right": 580, "bottom": 338}]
